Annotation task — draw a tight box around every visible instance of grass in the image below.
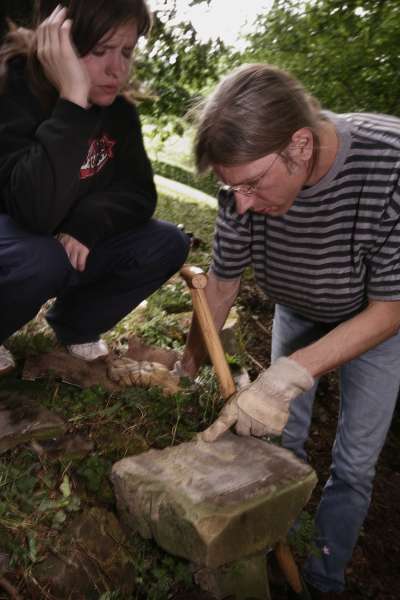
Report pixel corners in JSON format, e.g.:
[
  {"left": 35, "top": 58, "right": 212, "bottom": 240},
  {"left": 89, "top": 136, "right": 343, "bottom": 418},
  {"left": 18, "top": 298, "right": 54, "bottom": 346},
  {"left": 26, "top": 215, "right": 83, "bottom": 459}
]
[{"left": 0, "top": 191, "right": 227, "bottom": 599}]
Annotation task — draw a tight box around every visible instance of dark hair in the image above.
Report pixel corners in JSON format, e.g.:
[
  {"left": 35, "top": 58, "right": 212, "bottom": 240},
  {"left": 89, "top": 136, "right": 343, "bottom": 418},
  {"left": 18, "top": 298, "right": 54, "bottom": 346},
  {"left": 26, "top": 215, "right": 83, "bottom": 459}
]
[
  {"left": 0, "top": 0, "right": 152, "bottom": 106},
  {"left": 35, "top": 0, "right": 151, "bottom": 55},
  {"left": 193, "top": 63, "right": 325, "bottom": 174}
]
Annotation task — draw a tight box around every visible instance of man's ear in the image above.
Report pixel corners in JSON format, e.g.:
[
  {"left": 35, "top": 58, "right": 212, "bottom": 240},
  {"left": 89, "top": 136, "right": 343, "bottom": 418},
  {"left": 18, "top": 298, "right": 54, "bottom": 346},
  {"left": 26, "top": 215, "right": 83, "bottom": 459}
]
[{"left": 288, "top": 128, "right": 314, "bottom": 162}]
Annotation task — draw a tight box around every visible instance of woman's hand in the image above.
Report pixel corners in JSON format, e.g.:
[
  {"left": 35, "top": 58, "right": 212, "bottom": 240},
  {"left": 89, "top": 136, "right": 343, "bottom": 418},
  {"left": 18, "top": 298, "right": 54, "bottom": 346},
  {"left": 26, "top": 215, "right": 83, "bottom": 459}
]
[
  {"left": 37, "top": 4, "right": 91, "bottom": 108},
  {"left": 57, "top": 233, "right": 90, "bottom": 271}
]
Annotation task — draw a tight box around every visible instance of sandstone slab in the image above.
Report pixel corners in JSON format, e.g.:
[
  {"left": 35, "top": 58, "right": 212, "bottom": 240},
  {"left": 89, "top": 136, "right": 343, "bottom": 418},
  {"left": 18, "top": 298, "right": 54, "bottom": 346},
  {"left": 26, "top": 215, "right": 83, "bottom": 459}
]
[
  {"left": 194, "top": 551, "right": 271, "bottom": 600},
  {"left": 112, "top": 432, "right": 317, "bottom": 569},
  {"left": 32, "top": 507, "right": 135, "bottom": 599},
  {"left": 0, "top": 392, "right": 66, "bottom": 453}
]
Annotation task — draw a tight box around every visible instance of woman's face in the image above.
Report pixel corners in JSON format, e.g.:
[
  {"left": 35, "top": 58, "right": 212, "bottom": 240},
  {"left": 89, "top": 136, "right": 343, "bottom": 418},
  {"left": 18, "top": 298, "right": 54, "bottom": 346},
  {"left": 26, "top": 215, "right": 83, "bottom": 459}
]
[{"left": 82, "top": 21, "right": 138, "bottom": 106}]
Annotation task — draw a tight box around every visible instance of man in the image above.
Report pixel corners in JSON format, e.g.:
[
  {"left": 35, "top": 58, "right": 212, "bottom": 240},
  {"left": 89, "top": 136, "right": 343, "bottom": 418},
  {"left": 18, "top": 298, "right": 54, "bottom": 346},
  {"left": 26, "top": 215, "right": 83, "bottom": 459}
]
[{"left": 180, "top": 63, "right": 400, "bottom": 597}]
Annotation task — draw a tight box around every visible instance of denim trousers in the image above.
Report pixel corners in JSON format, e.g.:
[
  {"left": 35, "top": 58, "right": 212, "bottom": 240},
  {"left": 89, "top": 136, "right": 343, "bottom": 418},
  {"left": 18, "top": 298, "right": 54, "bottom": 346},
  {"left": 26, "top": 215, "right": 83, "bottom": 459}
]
[
  {"left": 0, "top": 214, "right": 189, "bottom": 345},
  {"left": 271, "top": 303, "right": 400, "bottom": 593}
]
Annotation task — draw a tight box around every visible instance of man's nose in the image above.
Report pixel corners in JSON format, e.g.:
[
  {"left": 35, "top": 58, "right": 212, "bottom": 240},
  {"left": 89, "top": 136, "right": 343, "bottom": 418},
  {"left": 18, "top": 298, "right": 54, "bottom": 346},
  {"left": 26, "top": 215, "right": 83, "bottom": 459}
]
[{"left": 234, "top": 191, "right": 254, "bottom": 214}]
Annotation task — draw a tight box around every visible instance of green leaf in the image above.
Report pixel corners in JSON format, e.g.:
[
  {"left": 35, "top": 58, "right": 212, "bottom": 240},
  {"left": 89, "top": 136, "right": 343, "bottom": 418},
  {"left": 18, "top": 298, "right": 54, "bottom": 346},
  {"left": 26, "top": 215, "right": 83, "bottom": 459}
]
[{"left": 59, "top": 474, "right": 71, "bottom": 498}]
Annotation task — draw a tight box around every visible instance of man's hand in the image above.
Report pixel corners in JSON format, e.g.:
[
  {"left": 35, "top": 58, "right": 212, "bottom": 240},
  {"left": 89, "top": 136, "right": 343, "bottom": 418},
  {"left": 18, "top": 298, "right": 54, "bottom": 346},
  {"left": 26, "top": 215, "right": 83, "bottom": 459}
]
[
  {"left": 37, "top": 5, "right": 91, "bottom": 108},
  {"left": 57, "top": 233, "right": 89, "bottom": 271},
  {"left": 200, "top": 357, "right": 314, "bottom": 442}
]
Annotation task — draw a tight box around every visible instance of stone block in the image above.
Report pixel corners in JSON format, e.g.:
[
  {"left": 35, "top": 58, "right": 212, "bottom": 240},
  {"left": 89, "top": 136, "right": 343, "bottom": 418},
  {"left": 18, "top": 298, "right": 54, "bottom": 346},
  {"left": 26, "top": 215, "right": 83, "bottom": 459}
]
[
  {"left": 220, "top": 307, "right": 240, "bottom": 356},
  {"left": 33, "top": 508, "right": 136, "bottom": 599},
  {"left": 0, "top": 392, "right": 66, "bottom": 453},
  {"left": 112, "top": 432, "right": 317, "bottom": 569},
  {"left": 194, "top": 552, "right": 271, "bottom": 600}
]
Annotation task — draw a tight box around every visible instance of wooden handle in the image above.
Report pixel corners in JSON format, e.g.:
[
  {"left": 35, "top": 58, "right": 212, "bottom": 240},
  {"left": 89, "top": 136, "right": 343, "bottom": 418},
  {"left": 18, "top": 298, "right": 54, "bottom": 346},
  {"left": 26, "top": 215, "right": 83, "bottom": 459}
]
[
  {"left": 180, "top": 265, "right": 208, "bottom": 289},
  {"left": 190, "top": 287, "right": 236, "bottom": 401},
  {"left": 180, "top": 265, "right": 235, "bottom": 400},
  {"left": 275, "top": 541, "right": 304, "bottom": 594}
]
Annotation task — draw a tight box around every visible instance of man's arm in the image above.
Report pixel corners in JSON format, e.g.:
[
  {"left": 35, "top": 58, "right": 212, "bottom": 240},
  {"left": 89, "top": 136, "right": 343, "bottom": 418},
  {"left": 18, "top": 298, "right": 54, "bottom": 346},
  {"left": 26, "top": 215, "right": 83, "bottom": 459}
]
[
  {"left": 291, "top": 299, "right": 400, "bottom": 377},
  {"left": 181, "top": 271, "right": 241, "bottom": 378},
  {"left": 200, "top": 298, "right": 400, "bottom": 442}
]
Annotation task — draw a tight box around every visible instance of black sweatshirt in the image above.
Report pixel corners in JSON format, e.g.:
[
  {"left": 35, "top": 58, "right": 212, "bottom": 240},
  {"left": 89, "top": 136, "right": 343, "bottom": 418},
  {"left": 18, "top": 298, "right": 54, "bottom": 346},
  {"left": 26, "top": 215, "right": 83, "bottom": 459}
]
[{"left": 0, "top": 57, "right": 157, "bottom": 248}]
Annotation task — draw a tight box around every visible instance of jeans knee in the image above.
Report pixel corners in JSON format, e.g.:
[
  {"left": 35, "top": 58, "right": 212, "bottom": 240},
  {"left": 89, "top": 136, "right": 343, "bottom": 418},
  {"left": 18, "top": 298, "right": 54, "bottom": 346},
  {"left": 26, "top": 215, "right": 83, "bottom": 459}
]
[
  {"left": 10, "top": 236, "right": 70, "bottom": 295},
  {"left": 330, "top": 462, "right": 374, "bottom": 502},
  {"left": 156, "top": 221, "right": 190, "bottom": 273}
]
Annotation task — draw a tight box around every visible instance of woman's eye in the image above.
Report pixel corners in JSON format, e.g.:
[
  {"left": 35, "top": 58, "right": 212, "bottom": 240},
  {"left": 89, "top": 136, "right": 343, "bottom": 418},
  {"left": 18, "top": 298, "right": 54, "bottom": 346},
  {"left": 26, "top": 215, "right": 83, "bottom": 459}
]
[
  {"left": 122, "top": 49, "right": 133, "bottom": 59},
  {"left": 92, "top": 49, "right": 105, "bottom": 57}
]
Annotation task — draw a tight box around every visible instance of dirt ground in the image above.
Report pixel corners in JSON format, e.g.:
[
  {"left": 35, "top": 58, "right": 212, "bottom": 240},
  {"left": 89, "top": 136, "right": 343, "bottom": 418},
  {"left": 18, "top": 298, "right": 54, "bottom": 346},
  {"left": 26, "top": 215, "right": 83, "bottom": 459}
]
[{"left": 233, "top": 282, "right": 400, "bottom": 600}]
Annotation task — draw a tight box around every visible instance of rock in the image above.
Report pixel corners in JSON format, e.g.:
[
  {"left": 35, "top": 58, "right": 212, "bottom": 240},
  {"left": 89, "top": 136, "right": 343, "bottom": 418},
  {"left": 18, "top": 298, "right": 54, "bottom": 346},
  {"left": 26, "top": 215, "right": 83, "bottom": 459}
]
[
  {"left": 220, "top": 307, "right": 240, "bottom": 356},
  {"left": 22, "top": 343, "right": 180, "bottom": 394},
  {"left": 22, "top": 348, "right": 119, "bottom": 391},
  {"left": 126, "top": 336, "right": 178, "bottom": 369},
  {"left": 0, "top": 392, "right": 66, "bottom": 453},
  {"left": 111, "top": 432, "right": 317, "bottom": 569},
  {"left": 35, "top": 433, "right": 94, "bottom": 460},
  {"left": 32, "top": 507, "right": 136, "bottom": 599},
  {"left": 194, "top": 552, "right": 271, "bottom": 600}
]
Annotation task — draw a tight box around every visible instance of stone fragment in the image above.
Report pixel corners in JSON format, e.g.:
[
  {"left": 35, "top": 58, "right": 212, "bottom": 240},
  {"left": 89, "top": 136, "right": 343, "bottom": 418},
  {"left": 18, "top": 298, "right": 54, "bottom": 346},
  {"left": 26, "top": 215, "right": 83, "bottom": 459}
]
[
  {"left": 194, "top": 552, "right": 271, "bottom": 600},
  {"left": 220, "top": 307, "right": 240, "bottom": 356},
  {"left": 22, "top": 348, "right": 119, "bottom": 391},
  {"left": 127, "top": 335, "right": 178, "bottom": 369},
  {"left": 35, "top": 432, "right": 94, "bottom": 460},
  {"left": 32, "top": 507, "right": 135, "bottom": 600},
  {"left": 0, "top": 392, "right": 66, "bottom": 453},
  {"left": 112, "top": 432, "right": 317, "bottom": 569}
]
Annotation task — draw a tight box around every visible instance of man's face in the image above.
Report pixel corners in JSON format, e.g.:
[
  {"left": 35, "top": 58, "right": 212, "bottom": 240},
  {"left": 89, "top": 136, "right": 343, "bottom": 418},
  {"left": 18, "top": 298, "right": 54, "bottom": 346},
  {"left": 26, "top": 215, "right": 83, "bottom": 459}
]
[
  {"left": 82, "top": 21, "right": 138, "bottom": 106},
  {"left": 215, "top": 151, "right": 311, "bottom": 217},
  {"left": 214, "top": 129, "right": 315, "bottom": 216}
]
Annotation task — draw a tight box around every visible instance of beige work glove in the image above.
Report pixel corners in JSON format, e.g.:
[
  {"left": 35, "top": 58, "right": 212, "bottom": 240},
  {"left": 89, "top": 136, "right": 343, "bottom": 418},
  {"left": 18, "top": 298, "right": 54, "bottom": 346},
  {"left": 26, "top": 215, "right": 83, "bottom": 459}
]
[
  {"left": 200, "top": 357, "right": 314, "bottom": 442},
  {"left": 108, "top": 357, "right": 181, "bottom": 396}
]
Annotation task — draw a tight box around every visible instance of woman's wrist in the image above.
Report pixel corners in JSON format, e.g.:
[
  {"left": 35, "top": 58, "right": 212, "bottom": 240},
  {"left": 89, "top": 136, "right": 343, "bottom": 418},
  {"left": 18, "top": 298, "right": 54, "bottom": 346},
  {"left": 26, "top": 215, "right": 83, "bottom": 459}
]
[{"left": 60, "top": 89, "right": 90, "bottom": 109}]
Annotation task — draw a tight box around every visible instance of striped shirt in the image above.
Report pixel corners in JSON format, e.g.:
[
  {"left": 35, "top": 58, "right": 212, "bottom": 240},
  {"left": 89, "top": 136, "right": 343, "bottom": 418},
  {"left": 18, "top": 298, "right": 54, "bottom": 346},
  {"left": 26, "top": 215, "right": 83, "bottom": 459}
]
[{"left": 211, "top": 112, "right": 400, "bottom": 322}]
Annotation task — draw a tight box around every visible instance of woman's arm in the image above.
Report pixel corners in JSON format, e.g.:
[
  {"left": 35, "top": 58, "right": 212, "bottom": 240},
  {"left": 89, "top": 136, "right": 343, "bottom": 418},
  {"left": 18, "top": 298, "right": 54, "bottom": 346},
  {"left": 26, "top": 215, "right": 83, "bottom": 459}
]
[{"left": 291, "top": 299, "right": 400, "bottom": 377}]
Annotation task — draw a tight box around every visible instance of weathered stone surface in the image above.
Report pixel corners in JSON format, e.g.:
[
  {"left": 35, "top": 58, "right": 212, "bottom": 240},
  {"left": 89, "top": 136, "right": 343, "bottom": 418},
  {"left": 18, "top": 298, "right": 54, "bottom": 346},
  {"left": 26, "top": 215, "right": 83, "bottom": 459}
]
[
  {"left": 22, "top": 348, "right": 119, "bottom": 391},
  {"left": 36, "top": 432, "right": 94, "bottom": 460},
  {"left": 127, "top": 335, "right": 178, "bottom": 369},
  {"left": 0, "top": 393, "right": 66, "bottom": 453},
  {"left": 194, "top": 552, "right": 271, "bottom": 600},
  {"left": 112, "top": 432, "right": 317, "bottom": 569},
  {"left": 220, "top": 307, "right": 240, "bottom": 356},
  {"left": 22, "top": 345, "right": 181, "bottom": 396},
  {"left": 33, "top": 508, "right": 135, "bottom": 600}
]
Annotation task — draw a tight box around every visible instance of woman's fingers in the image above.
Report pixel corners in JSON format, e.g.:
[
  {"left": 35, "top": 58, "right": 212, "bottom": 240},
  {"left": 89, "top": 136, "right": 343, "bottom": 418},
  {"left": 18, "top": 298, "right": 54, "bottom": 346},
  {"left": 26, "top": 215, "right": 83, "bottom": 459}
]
[{"left": 57, "top": 234, "right": 89, "bottom": 272}]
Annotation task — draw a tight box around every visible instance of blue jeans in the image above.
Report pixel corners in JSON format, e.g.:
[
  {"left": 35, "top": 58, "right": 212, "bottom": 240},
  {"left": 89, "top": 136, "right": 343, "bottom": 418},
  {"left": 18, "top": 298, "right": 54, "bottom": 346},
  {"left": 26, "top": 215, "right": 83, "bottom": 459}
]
[
  {"left": 271, "top": 304, "right": 400, "bottom": 593},
  {"left": 0, "top": 215, "right": 189, "bottom": 345}
]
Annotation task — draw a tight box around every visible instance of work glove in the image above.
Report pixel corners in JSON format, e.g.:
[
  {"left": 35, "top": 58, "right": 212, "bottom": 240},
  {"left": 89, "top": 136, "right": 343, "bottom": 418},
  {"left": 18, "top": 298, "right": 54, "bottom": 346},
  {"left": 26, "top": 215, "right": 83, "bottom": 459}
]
[
  {"left": 108, "top": 357, "right": 181, "bottom": 396},
  {"left": 200, "top": 357, "right": 314, "bottom": 442}
]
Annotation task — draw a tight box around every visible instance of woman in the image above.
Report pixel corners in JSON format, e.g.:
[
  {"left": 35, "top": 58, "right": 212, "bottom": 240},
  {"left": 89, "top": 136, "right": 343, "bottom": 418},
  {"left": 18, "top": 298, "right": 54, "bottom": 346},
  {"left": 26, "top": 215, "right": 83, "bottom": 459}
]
[{"left": 0, "top": 0, "right": 189, "bottom": 373}]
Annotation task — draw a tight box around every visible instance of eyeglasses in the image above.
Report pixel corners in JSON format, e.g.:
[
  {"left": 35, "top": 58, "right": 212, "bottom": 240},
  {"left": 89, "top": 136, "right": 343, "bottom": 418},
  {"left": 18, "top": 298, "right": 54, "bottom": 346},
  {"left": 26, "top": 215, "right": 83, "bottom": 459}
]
[{"left": 219, "top": 154, "right": 280, "bottom": 197}]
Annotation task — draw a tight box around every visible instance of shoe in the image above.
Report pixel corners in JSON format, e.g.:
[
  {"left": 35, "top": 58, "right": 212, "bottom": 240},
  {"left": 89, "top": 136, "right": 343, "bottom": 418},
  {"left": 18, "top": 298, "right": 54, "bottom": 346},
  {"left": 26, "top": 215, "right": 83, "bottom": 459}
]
[
  {"left": 66, "top": 340, "right": 109, "bottom": 362},
  {"left": 0, "top": 345, "right": 15, "bottom": 375}
]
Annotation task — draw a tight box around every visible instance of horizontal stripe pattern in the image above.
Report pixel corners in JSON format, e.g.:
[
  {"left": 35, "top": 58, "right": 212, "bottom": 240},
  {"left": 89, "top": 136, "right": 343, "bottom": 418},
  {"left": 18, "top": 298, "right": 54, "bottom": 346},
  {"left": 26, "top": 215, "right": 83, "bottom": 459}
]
[{"left": 211, "top": 112, "right": 400, "bottom": 321}]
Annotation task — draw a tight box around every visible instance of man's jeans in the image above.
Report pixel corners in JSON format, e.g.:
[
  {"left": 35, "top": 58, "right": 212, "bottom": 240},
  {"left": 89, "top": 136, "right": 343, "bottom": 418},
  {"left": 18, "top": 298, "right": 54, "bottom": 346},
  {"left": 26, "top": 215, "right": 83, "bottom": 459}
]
[
  {"left": 271, "top": 303, "right": 400, "bottom": 593},
  {"left": 0, "top": 215, "right": 189, "bottom": 345}
]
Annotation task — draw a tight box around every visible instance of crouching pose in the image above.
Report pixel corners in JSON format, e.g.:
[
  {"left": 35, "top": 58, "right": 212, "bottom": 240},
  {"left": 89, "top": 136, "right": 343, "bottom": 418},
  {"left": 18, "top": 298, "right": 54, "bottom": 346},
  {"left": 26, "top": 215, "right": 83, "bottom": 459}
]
[{"left": 0, "top": 0, "right": 189, "bottom": 372}]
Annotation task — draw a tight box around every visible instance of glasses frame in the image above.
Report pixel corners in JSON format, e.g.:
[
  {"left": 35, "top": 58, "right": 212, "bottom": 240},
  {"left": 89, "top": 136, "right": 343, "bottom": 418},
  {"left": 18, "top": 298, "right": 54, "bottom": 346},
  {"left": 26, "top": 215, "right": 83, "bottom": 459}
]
[{"left": 219, "top": 153, "right": 280, "bottom": 197}]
